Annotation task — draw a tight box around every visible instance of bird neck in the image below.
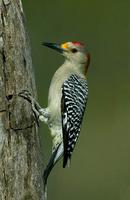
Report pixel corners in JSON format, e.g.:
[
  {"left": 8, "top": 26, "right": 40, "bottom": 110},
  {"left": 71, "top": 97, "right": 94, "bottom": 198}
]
[{"left": 63, "top": 60, "right": 87, "bottom": 77}]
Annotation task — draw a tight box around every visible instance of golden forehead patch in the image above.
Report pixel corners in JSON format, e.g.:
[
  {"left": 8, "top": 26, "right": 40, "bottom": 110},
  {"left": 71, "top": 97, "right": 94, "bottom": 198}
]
[{"left": 61, "top": 42, "right": 68, "bottom": 49}]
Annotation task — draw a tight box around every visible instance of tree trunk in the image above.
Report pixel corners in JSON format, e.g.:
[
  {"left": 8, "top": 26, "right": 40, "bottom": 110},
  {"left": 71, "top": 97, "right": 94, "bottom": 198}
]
[{"left": 0, "top": 0, "right": 44, "bottom": 199}]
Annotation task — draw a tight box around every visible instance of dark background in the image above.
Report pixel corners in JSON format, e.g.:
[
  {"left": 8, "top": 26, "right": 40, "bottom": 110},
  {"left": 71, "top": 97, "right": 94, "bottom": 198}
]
[{"left": 22, "top": 1, "right": 130, "bottom": 199}]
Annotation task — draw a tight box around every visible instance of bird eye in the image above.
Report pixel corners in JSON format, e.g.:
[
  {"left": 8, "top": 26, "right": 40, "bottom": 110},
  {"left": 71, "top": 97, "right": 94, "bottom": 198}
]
[{"left": 71, "top": 48, "right": 78, "bottom": 53}]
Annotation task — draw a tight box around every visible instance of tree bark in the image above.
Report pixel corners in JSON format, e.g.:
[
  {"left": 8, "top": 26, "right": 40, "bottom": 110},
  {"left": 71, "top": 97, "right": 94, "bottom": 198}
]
[{"left": 0, "top": 0, "right": 44, "bottom": 199}]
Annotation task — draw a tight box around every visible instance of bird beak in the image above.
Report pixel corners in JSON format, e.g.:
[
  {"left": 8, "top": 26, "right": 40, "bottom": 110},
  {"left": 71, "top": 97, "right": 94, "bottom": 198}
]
[{"left": 42, "top": 42, "right": 65, "bottom": 54}]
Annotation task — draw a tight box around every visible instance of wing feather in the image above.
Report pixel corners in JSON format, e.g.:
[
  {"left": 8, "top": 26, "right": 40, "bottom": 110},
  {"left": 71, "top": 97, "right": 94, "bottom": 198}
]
[{"left": 61, "top": 74, "right": 88, "bottom": 168}]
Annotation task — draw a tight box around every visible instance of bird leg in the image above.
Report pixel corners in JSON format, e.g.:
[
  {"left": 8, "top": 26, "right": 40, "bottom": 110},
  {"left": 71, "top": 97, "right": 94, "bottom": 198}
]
[{"left": 18, "top": 90, "right": 49, "bottom": 125}]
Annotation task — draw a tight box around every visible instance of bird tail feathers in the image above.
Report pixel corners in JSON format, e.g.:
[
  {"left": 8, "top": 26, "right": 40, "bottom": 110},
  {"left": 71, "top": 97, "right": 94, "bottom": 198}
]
[{"left": 43, "top": 143, "right": 63, "bottom": 199}]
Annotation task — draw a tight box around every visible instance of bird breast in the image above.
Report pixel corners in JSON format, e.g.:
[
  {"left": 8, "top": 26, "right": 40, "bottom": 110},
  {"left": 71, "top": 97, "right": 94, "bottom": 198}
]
[{"left": 48, "top": 66, "right": 70, "bottom": 122}]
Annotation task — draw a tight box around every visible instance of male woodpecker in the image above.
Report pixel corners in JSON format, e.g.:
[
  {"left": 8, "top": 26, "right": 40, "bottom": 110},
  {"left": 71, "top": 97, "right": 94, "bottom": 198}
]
[{"left": 19, "top": 41, "right": 90, "bottom": 196}]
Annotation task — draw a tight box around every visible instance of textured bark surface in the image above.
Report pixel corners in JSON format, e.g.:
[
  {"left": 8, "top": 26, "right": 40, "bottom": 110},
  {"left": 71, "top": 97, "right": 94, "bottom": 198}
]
[{"left": 0, "top": 0, "right": 44, "bottom": 199}]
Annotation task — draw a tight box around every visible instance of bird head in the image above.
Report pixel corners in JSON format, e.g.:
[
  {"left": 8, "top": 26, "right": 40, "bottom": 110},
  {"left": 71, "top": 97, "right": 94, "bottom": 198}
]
[{"left": 42, "top": 41, "right": 90, "bottom": 68}]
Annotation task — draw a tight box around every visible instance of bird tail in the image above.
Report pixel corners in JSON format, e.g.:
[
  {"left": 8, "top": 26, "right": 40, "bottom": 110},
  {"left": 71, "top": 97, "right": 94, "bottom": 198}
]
[{"left": 43, "top": 143, "right": 63, "bottom": 199}]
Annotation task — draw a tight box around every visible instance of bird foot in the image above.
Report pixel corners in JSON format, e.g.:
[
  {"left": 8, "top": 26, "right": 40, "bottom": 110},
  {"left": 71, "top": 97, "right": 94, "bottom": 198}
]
[{"left": 18, "top": 90, "right": 44, "bottom": 126}]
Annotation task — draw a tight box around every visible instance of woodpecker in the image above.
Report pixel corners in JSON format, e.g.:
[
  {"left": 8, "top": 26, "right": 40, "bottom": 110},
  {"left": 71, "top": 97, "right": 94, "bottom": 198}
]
[{"left": 19, "top": 41, "right": 90, "bottom": 198}]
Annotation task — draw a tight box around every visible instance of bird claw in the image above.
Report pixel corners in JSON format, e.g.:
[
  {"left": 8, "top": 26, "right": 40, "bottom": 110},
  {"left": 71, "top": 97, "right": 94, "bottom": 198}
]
[
  {"left": 18, "top": 90, "right": 33, "bottom": 103},
  {"left": 18, "top": 90, "right": 42, "bottom": 126}
]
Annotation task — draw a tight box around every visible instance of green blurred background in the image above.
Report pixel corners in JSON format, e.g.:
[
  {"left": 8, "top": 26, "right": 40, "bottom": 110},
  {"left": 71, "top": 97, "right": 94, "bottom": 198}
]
[{"left": 22, "top": 1, "right": 130, "bottom": 199}]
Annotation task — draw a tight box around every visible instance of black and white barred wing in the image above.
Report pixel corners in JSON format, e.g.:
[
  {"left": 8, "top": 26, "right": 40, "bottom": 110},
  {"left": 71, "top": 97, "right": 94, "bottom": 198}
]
[{"left": 61, "top": 74, "right": 88, "bottom": 168}]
